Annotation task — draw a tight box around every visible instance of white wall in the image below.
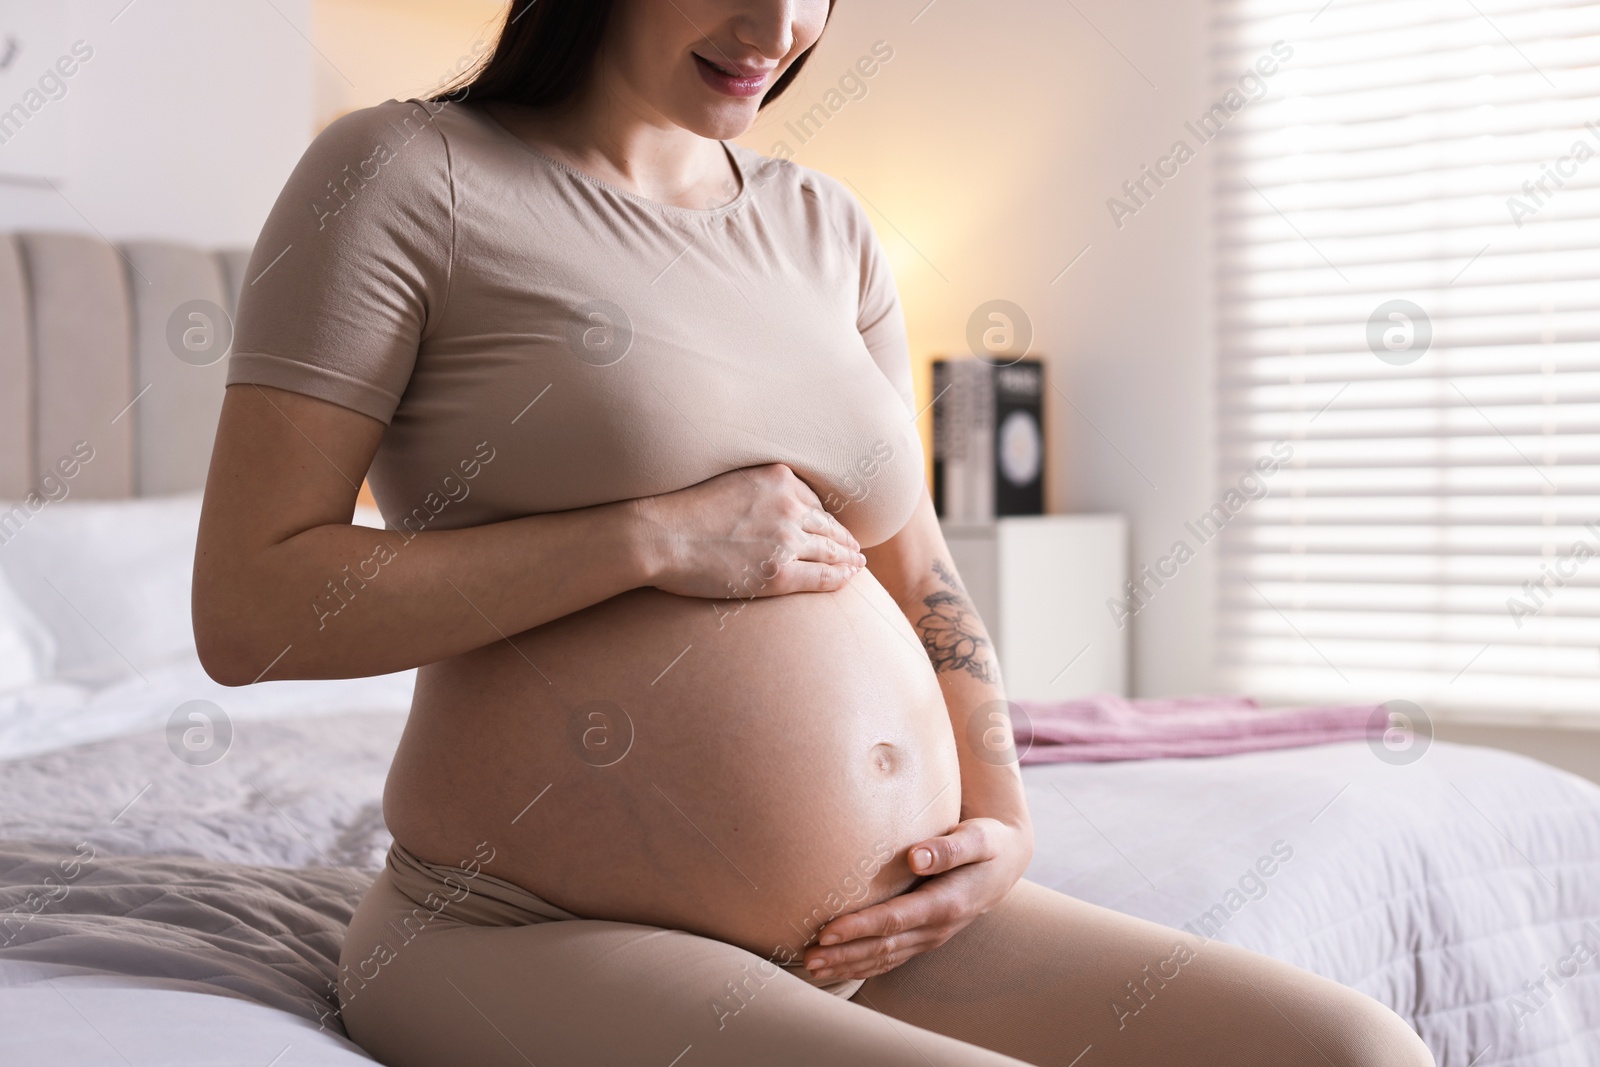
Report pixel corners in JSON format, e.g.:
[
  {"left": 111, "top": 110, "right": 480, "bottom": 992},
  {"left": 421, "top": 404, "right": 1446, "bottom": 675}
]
[
  {"left": 0, "top": 0, "right": 314, "bottom": 246},
  {"left": 311, "top": 0, "right": 505, "bottom": 128},
  {"left": 745, "top": 0, "right": 1219, "bottom": 696}
]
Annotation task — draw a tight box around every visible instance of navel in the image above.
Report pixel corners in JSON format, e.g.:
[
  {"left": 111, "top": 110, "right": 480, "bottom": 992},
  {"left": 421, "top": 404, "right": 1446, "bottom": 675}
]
[{"left": 868, "top": 742, "right": 897, "bottom": 775}]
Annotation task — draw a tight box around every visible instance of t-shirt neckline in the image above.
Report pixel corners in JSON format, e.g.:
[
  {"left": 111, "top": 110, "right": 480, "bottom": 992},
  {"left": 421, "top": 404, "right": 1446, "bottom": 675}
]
[{"left": 464, "top": 99, "right": 752, "bottom": 218}]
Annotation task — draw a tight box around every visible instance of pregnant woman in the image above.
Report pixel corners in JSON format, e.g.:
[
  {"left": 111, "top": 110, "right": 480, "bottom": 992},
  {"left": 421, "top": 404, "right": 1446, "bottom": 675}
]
[{"left": 194, "top": 2, "right": 1433, "bottom": 1064}]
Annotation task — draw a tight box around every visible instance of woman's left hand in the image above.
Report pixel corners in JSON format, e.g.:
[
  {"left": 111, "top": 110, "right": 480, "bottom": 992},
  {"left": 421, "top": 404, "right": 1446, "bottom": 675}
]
[{"left": 804, "top": 816, "right": 1033, "bottom": 981}]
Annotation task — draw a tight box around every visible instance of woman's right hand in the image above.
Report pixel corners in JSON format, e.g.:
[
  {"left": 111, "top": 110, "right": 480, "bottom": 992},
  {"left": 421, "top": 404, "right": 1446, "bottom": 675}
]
[{"left": 634, "top": 463, "right": 866, "bottom": 599}]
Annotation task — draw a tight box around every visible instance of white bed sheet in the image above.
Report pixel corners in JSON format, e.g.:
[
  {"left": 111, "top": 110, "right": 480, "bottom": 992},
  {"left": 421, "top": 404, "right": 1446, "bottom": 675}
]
[
  {"left": 1022, "top": 744, "right": 1600, "bottom": 1066},
  {"left": 0, "top": 655, "right": 415, "bottom": 764},
  {"left": 1, "top": 981, "right": 374, "bottom": 1066},
  {"left": 2, "top": 675, "right": 1598, "bottom": 1066}
]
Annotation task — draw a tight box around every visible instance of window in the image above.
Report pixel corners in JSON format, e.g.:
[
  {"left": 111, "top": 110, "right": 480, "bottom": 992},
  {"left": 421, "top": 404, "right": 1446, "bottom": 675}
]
[{"left": 1214, "top": 0, "right": 1600, "bottom": 720}]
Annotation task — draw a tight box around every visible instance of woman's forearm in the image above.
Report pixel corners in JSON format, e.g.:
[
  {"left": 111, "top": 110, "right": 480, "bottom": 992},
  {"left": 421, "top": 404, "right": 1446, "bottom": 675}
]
[
  {"left": 195, "top": 500, "right": 654, "bottom": 685},
  {"left": 937, "top": 675, "right": 1033, "bottom": 829},
  {"left": 910, "top": 566, "right": 1033, "bottom": 831}
]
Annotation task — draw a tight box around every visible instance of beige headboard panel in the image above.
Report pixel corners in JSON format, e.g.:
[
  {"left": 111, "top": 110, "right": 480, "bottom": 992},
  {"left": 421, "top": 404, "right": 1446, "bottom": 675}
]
[{"left": 0, "top": 231, "right": 252, "bottom": 500}]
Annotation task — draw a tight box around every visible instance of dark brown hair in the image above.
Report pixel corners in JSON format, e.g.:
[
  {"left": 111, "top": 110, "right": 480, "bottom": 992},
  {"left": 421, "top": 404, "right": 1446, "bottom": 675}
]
[{"left": 434, "top": 0, "right": 834, "bottom": 109}]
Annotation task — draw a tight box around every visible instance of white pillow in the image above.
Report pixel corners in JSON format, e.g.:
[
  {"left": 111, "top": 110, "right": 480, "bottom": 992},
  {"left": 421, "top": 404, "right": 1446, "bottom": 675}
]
[
  {"left": 0, "top": 493, "right": 203, "bottom": 687},
  {"left": 0, "top": 564, "right": 56, "bottom": 692}
]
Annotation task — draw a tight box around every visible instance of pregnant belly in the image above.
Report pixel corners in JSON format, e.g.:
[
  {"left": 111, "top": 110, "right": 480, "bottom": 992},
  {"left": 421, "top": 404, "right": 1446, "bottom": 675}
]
[{"left": 383, "top": 570, "right": 962, "bottom": 960}]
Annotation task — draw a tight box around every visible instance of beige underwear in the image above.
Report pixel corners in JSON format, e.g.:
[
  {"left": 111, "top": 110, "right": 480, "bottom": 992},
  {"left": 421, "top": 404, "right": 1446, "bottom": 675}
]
[{"left": 381, "top": 841, "right": 865, "bottom": 1000}]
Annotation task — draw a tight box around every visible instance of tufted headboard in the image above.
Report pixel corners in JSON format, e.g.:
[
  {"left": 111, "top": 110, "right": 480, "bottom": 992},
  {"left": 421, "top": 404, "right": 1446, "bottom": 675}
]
[{"left": 0, "top": 231, "right": 253, "bottom": 501}]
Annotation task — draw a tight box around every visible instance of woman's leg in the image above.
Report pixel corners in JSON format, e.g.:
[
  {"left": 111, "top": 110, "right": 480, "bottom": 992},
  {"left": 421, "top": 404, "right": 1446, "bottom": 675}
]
[
  {"left": 337, "top": 869, "right": 1032, "bottom": 1067},
  {"left": 856, "top": 879, "right": 1434, "bottom": 1067}
]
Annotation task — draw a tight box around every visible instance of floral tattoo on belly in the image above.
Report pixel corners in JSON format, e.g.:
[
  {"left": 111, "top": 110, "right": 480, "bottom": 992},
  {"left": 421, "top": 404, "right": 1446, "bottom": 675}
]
[{"left": 915, "top": 559, "right": 998, "bottom": 684}]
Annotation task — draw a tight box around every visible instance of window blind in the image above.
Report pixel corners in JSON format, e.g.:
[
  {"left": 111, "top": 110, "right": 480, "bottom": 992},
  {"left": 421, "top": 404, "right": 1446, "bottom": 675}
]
[{"left": 1213, "top": 0, "right": 1600, "bottom": 721}]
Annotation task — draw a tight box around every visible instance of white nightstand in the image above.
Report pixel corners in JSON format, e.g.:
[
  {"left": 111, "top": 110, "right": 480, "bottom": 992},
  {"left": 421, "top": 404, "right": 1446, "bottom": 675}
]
[{"left": 940, "top": 515, "right": 1129, "bottom": 701}]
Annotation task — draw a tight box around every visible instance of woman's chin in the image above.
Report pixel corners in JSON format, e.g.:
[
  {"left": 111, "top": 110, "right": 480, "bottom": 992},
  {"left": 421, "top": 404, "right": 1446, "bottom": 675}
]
[{"left": 673, "top": 98, "right": 762, "bottom": 142}]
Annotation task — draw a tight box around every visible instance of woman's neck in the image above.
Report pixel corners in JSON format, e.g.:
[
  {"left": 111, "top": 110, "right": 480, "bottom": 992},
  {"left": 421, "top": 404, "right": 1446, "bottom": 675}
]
[{"left": 484, "top": 90, "right": 739, "bottom": 210}]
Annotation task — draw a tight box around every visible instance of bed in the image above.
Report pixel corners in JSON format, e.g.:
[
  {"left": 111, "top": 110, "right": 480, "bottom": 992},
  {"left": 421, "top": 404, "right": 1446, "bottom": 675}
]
[{"left": 2, "top": 231, "right": 1599, "bottom": 1066}]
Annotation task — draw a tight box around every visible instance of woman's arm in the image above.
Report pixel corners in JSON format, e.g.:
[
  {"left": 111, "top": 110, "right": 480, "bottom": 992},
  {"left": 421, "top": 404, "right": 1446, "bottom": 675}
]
[
  {"left": 803, "top": 487, "right": 1035, "bottom": 981},
  {"left": 193, "top": 384, "right": 864, "bottom": 685}
]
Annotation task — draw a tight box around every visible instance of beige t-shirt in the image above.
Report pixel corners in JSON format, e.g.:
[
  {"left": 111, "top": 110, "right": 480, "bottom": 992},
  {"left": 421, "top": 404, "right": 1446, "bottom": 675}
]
[{"left": 228, "top": 98, "right": 924, "bottom": 547}]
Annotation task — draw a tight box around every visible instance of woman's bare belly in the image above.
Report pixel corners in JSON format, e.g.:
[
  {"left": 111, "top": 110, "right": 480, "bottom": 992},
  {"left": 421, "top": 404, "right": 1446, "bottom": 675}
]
[{"left": 383, "top": 569, "right": 962, "bottom": 961}]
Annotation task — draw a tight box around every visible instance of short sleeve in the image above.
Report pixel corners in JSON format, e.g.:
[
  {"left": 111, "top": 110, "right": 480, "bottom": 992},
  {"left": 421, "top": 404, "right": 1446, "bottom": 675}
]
[
  {"left": 849, "top": 197, "right": 914, "bottom": 415},
  {"left": 227, "top": 98, "right": 454, "bottom": 424}
]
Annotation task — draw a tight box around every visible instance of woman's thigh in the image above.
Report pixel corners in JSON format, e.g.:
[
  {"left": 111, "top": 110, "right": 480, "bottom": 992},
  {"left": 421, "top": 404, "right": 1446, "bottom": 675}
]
[
  {"left": 855, "top": 879, "right": 1434, "bottom": 1067},
  {"left": 337, "top": 870, "right": 1029, "bottom": 1067}
]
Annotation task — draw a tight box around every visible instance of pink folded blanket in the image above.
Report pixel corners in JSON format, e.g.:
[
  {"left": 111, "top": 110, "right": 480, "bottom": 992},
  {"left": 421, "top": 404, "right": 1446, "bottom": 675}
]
[{"left": 1012, "top": 694, "right": 1376, "bottom": 764}]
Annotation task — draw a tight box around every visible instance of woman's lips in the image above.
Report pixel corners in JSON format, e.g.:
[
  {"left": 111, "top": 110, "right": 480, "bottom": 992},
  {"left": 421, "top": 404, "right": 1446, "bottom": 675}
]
[{"left": 693, "top": 52, "right": 770, "bottom": 98}]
